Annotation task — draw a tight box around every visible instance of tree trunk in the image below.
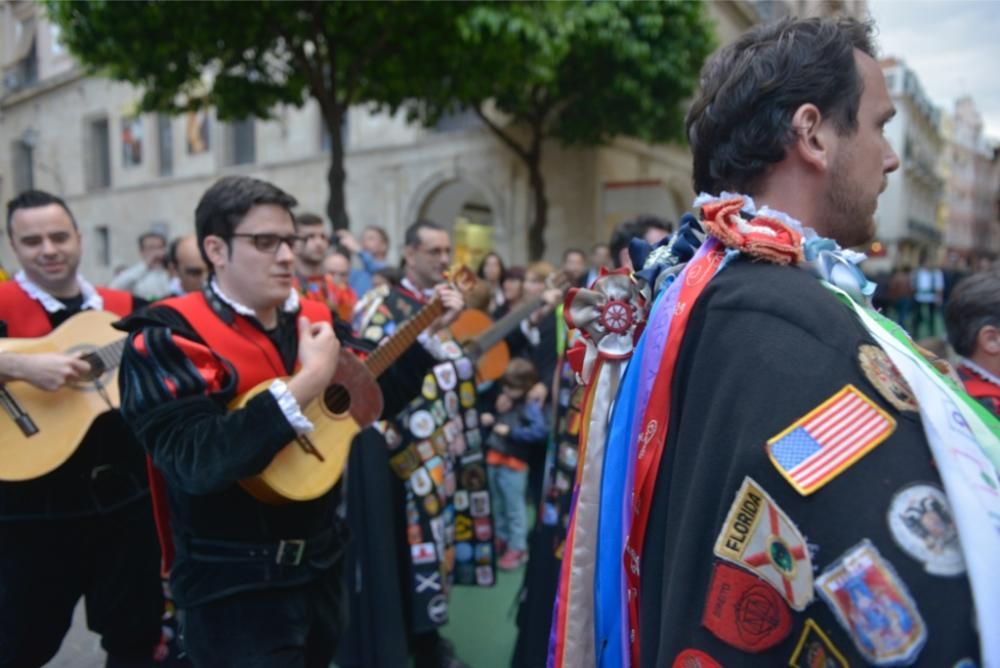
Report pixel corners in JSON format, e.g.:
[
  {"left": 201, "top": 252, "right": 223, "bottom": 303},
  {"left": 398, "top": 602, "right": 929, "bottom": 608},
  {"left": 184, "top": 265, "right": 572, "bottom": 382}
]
[
  {"left": 324, "top": 107, "right": 350, "bottom": 231},
  {"left": 527, "top": 152, "right": 548, "bottom": 261}
]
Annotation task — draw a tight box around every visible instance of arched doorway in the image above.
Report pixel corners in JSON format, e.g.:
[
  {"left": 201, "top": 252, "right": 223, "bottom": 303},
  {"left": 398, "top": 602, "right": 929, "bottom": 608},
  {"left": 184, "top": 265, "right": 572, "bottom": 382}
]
[{"left": 418, "top": 179, "right": 494, "bottom": 229}]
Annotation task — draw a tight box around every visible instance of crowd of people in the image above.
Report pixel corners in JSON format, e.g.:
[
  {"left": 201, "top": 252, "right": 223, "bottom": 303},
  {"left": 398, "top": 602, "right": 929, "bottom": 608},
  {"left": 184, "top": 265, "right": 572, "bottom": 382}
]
[{"left": 0, "top": 14, "right": 997, "bottom": 668}]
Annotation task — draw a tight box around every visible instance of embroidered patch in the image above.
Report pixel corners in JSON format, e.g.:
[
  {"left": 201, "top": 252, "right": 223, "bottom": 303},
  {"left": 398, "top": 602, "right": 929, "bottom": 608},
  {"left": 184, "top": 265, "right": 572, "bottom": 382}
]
[
  {"left": 390, "top": 448, "right": 421, "bottom": 479},
  {"left": 713, "top": 476, "right": 814, "bottom": 610},
  {"left": 410, "top": 468, "right": 433, "bottom": 496},
  {"left": 701, "top": 562, "right": 792, "bottom": 652},
  {"left": 858, "top": 344, "right": 919, "bottom": 412},
  {"left": 671, "top": 649, "right": 722, "bottom": 668},
  {"left": 421, "top": 374, "right": 438, "bottom": 400},
  {"left": 441, "top": 340, "right": 463, "bottom": 360},
  {"left": 475, "top": 542, "right": 492, "bottom": 564},
  {"left": 815, "top": 539, "right": 927, "bottom": 665},
  {"left": 766, "top": 384, "right": 896, "bottom": 496},
  {"left": 474, "top": 517, "right": 492, "bottom": 541},
  {"left": 461, "top": 464, "right": 487, "bottom": 491},
  {"left": 887, "top": 483, "right": 965, "bottom": 576},
  {"left": 444, "top": 391, "right": 460, "bottom": 417},
  {"left": 459, "top": 381, "right": 476, "bottom": 408},
  {"left": 453, "top": 490, "right": 469, "bottom": 511},
  {"left": 433, "top": 362, "right": 457, "bottom": 390},
  {"left": 788, "top": 618, "right": 848, "bottom": 668},
  {"left": 416, "top": 441, "right": 435, "bottom": 462},
  {"left": 456, "top": 357, "right": 474, "bottom": 380},
  {"left": 454, "top": 516, "right": 473, "bottom": 542},
  {"left": 426, "top": 593, "right": 448, "bottom": 624},
  {"left": 470, "top": 490, "right": 490, "bottom": 517},
  {"left": 464, "top": 408, "right": 478, "bottom": 428},
  {"left": 455, "top": 541, "right": 473, "bottom": 562},
  {"left": 409, "top": 410, "right": 436, "bottom": 439},
  {"left": 407, "top": 523, "right": 424, "bottom": 545},
  {"left": 423, "top": 494, "right": 440, "bottom": 516},
  {"left": 430, "top": 399, "right": 448, "bottom": 424},
  {"left": 411, "top": 542, "right": 437, "bottom": 565},
  {"left": 475, "top": 564, "right": 494, "bottom": 585}
]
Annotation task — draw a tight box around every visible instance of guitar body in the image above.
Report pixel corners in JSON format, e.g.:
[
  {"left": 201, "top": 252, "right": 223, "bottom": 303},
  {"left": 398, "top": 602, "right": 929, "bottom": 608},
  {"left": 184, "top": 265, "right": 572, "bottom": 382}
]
[
  {"left": 232, "top": 349, "right": 383, "bottom": 504},
  {"left": 0, "top": 310, "right": 123, "bottom": 481},
  {"left": 449, "top": 309, "right": 510, "bottom": 383}
]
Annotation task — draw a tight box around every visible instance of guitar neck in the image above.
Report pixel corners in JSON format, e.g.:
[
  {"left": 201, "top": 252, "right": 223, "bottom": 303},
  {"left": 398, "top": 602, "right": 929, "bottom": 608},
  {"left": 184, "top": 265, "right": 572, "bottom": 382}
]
[
  {"left": 82, "top": 338, "right": 128, "bottom": 373},
  {"left": 364, "top": 300, "right": 444, "bottom": 378},
  {"left": 471, "top": 296, "right": 545, "bottom": 355}
]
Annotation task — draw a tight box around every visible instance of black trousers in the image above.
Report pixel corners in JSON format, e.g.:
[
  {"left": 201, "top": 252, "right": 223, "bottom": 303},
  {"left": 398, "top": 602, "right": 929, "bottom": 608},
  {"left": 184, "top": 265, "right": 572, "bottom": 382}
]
[
  {"left": 181, "top": 564, "right": 345, "bottom": 668},
  {"left": 0, "top": 499, "right": 163, "bottom": 668}
]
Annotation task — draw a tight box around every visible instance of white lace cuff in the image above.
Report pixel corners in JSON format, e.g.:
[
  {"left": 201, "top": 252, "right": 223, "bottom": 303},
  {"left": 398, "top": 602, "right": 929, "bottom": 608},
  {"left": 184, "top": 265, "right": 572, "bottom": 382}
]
[{"left": 268, "top": 379, "right": 314, "bottom": 435}]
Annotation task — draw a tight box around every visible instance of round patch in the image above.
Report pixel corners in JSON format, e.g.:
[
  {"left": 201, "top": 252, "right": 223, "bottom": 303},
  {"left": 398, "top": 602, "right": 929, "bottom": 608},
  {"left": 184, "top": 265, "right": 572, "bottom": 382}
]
[
  {"left": 363, "top": 325, "right": 384, "bottom": 342},
  {"left": 371, "top": 312, "right": 387, "bottom": 326},
  {"left": 886, "top": 483, "right": 965, "bottom": 576},
  {"left": 455, "top": 358, "right": 474, "bottom": 380},
  {"left": 858, "top": 344, "right": 918, "bottom": 412},
  {"left": 455, "top": 541, "right": 474, "bottom": 563},
  {"left": 423, "top": 493, "right": 441, "bottom": 516},
  {"left": 426, "top": 594, "right": 449, "bottom": 624},
  {"left": 409, "top": 410, "right": 436, "bottom": 439},
  {"left": 421, "top": 375, "right": 438, "bottom": 401},
  {"left": 461, "top": 464, "right": 487, "bottom": 491}
]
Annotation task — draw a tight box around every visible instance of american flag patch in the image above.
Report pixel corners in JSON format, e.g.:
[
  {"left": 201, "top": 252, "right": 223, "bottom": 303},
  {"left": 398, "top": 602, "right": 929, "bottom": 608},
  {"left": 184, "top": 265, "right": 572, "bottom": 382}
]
[{"left": 766, "top": 385, "right": 896, "bottom": 496}]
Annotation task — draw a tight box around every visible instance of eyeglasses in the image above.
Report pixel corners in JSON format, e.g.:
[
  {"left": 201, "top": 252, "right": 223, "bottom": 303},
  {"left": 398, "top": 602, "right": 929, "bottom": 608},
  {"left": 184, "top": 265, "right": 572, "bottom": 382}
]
[{"left": 231, "top": 233, "right": 303, "bottom": 254}]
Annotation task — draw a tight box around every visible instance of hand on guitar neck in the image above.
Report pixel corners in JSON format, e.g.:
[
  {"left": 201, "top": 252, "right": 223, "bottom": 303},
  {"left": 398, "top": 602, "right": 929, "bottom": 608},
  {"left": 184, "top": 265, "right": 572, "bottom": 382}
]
[
  {"left": 0, "top": 351, "right": 92, "bottom": 392},
  {"left": 527, "top": 287, "right": 563, "bottom": 326},
  {"left": 286, "top": 317, "right": 341, "bottom": 408},
  {"left": 426, "top": 283, "right": 466, "bottom": 336}
]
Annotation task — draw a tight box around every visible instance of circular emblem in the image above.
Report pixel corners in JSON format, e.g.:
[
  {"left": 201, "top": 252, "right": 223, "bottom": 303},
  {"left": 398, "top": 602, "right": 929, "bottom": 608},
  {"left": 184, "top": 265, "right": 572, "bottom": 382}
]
[
  {"left": 858, "top": 344, "right": 918, "bottom": 412},
  {"left": 461, "top": 464, "right": 487, "bottom": 491},
  {"left": 459, "top": 381, "right": 476, "bottom": 408},
  {"left": 363, "top": 325, "right": 383, "bottom": 342},
  {"left": 766, "top": 535, "right": 796, "bottom": 578},
  {"left": 735, "top": 585, "right": 782, "bottom": 645},
  {"left": 423, "top": 493, "right": 441, "bottom": 516},
  {"left": 409, "top": 410, "right": 436, "bottom": 439},
  {"left": 426, "top": 594, "right": 449, "bottom": 624},
  {"left": 886, "top": 482, "right": 965, "bottom": 576},
  {"left": 455, "top": 541, "right": 474, "bottom": 562},
  {"left": 599, "top": 299, "right": 634, "bottom": 335}
]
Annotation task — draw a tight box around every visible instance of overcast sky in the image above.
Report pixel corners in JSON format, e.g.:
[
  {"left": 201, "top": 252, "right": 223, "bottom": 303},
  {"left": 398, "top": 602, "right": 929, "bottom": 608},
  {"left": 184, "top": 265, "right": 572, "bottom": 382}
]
[{"left": 866, "top": 0, "right": 1000, "bottom": 141}]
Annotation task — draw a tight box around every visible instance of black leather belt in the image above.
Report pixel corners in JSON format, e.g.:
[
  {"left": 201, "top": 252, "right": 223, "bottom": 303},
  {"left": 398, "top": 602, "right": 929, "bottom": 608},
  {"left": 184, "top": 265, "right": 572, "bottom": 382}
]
[{"left": 182, "top": 526, "right": 339, "bottom": 567}]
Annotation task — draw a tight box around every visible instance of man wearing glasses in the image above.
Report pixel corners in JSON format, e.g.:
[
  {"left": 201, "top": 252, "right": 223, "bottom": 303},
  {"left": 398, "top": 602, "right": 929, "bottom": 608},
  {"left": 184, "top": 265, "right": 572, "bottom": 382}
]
[{"left": 116, "top": 176, "right": 452, "bottom": 666}]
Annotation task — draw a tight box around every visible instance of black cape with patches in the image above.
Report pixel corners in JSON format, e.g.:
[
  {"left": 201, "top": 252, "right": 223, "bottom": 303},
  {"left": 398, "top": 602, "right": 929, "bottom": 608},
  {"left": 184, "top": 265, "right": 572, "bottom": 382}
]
[{"left": 638, "top": 257, "right": 980, "bottom": 666}]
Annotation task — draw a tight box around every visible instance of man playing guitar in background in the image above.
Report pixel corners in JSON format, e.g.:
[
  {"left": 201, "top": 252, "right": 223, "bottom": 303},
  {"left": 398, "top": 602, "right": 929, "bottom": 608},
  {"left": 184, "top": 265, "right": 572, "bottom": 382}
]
[
  {"left": 116, "top": 176, "right": 457, "bottom": 667},
  {"left": 0, "top": 190, "right": 164, "bottom": 667}
]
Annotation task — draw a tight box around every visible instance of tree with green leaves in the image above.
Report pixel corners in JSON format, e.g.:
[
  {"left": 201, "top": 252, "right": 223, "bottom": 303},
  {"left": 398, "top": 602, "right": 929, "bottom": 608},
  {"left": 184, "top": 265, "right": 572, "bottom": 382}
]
[
  {"left": 45, "top": 0, "right": 467, "bottom": 231},
  {"left": 413, "top": 1, "right": 715, "bottom": 259}
]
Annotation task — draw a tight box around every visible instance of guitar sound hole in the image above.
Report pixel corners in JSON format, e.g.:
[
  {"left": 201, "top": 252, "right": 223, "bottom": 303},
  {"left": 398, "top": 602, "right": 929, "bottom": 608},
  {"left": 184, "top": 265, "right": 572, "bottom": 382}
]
[
  {"left": 323, "top": 384, "right": 351, "bottom": 415},
  {"left": 80, "top": 354, "right": 106, "bottom": 382}
]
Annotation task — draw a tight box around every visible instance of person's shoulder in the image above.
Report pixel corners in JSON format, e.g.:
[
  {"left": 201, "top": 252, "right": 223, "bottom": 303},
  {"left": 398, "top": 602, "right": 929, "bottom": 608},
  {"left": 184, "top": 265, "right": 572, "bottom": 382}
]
[{"left": 705, "top": 258, "right": 845, "bottom": 313}]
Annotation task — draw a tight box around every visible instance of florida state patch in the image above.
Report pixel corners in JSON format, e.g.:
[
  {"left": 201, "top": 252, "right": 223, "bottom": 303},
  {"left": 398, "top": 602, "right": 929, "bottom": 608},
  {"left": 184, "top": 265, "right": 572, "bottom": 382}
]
[{"left": 701, "top": 561, "right": 793, "bottom": 653}]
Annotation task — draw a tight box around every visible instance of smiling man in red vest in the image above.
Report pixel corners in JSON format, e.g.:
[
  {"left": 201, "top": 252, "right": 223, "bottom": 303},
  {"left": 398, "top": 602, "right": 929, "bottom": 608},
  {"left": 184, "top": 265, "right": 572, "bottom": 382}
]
[
  {"left": 116, "top": 176, "right": 447, "bottom": 667},
  {"left": 0, "top": 190, "right": 164, "bottom": 667}
]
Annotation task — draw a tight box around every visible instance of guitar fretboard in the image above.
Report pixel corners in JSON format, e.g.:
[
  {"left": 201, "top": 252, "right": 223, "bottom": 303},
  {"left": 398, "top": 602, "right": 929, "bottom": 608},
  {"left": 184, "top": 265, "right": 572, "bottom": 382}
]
[
  {"left": 364, "top": 301, "right": 444, "bottom": 378},
  {"left": 83, "top": 338, "right": 127, "bottom": 372}
]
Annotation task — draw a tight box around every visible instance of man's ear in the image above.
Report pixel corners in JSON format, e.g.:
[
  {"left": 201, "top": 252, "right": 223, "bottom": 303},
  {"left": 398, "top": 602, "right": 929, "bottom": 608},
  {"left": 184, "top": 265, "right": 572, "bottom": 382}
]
[
  {"left": 789, "top": 103, "right": 834, "bottom": 173},
  {"left": 977, "top": 325, "right": 1000, "bottom": 355},
  {"left": 202, "top": 235, "right": 228, "bottom": 272}
]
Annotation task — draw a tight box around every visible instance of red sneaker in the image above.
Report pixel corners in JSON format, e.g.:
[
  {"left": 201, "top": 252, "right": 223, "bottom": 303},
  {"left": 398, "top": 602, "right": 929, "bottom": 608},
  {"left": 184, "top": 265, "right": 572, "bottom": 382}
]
[{"left": 498, "top": 549, "right": 527, "bottom": 571}]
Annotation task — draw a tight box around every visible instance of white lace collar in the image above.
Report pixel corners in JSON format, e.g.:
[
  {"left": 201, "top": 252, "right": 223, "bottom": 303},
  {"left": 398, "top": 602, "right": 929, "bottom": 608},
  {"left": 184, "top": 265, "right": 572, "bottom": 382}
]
[
  {"left": 15, "top": 269, "right": 102, "bottom": 313},
  {"left": 209, "top": 277, "right": 299, "bottom": 317},
  {"left": 960, "top": 357, "right": 1000, "bottom": 388}
]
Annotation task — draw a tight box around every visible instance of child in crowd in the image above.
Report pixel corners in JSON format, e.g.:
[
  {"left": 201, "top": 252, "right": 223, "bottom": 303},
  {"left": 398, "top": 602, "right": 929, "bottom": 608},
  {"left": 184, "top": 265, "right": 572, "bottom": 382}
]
[{"left": 482, "top": 358, "right": 549, "bottom": 570}]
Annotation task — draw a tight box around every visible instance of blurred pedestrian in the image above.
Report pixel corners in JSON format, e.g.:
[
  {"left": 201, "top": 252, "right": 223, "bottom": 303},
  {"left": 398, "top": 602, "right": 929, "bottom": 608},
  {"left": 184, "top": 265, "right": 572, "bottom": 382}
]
[
  {"left": 166, "top": 234, "right": 207, "bottom": 296},
  {"left": 336, "top": 225, "right": 389, "bottom": 298},
  {"left": 110, "top": 230, "right": 171, "bottom": 300},
  {"left": 946, "top": 271, "right": 1000, "bottom": 417}
]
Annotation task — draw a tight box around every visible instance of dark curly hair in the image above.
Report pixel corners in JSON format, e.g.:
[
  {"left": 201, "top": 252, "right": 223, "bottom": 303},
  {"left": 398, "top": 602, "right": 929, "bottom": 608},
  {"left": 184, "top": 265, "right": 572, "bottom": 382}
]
[{"left": 686, "top": 17, "right": 876, "bottom": 195}]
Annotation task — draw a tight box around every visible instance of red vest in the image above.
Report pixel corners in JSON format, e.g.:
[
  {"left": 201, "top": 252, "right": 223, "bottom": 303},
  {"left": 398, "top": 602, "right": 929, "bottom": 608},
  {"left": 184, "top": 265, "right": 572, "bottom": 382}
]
[
  {"left": 158, "top": 291, "right": 331, "bottom": 394},
  {"left": 0, "top": 280, "right": 132, "bottom": 337}
]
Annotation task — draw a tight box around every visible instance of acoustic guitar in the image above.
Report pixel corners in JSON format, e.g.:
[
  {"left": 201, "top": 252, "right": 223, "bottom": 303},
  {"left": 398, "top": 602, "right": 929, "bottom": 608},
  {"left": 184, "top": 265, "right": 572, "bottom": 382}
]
[
  {"left": 233, "top": 268, "right": 479, "bottom": 504},
  {"left": 0, "top": 310, "right": 125, "bottom": 481},
  {"left": 449, "top": 270, "right": 572, "bottom": 382}
]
